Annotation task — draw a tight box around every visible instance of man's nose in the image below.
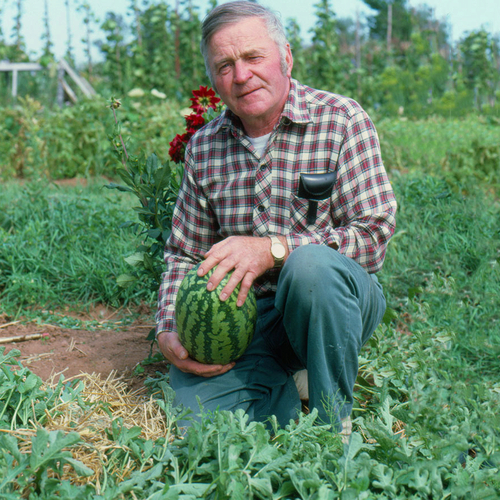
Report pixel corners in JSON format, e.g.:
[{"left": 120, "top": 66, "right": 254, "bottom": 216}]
[{"left": 233, "top": 60, "right": 252, "bottom": 84}]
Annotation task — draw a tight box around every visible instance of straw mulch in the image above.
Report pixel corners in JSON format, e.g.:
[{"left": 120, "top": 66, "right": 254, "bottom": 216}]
[{"left": 7, "top": 370, "right": 175, "bottom": 490}]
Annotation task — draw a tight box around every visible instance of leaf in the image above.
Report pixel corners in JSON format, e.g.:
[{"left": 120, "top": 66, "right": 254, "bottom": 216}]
[
  {"left": 0, "top": 451, "right": 30, "bottom": 493},
  {"left": 153, "top": 167, "right": 172, "bottom": 192},
  {"left": 147, "top": 327, "right": 156, "bottom": 342},
  {"left": 0, "top": 347, "right": 22, "bottom": 366},
  {"left": 116, "top": 273, "right": 138, "bottom": 288},
  {"left": 168, "top": 482, "right": 213, "bottom": 496},
  {"left": 116, "top": 168, "right": 135, "bottom": 188},
  {"left": 63, "top": 457, "right": 94, "bottom": 477},
  {"left": 118, "top": 462, "right": 164, "bottom": 494},
  {"left": 248, "top": 476, "right": 273, "bottom": 497},
  {"left": 0, "top": 434, "right": 23, "bottom": 463},
  {"left": 30, "top": 429, "right": 82, "bottom": 470},
  {"left": 124, "top": 252, "right": 145, "bottom": 267},
  {"left": 148, "top": 228, "right": 162, "bottom": 239},
  {"left": 342, "top": 432, "right": 367, "bottom": 462},
  {"left": 372, "top": 463, "right": 397, "bottom": 494},
  {"left": 18, "top": 372, "right": 41, "bottom": 394},
  {"left": 146, "top": 153, "right": 160, "bottom": 175},
  {"left": 104, "top": 182, "right": 135, "bottom": 193}
]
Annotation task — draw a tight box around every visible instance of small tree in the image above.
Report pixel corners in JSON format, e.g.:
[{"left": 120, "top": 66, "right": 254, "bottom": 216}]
[
  {"left": 64, "top": 0, "right": 75, "bottom": 65},
  {"left": 77, "top": 1, "right": 98, "bottom": 80},
  {"left": 98, "top": 13, "right": 129, "bottom": 93},
  {"left": 457, "top": 30, "right": 499, "bottom": 111},
  {"left": 40, "top": 0, "right": 54, "bottom": 65},
  {"left": 308, "top": 0, "right": 345, "bottom": 93},
  {"left": 286, "top": 19, "right": 307, "bottom": 84}
]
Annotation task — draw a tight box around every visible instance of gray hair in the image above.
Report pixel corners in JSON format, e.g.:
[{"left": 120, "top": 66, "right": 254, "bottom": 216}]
[{"left": 201, "top": 1, "right": 289, "bottom": 86}]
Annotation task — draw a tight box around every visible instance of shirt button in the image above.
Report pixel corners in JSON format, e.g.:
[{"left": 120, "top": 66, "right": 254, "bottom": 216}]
[
  {"left": 259, "top": 164, "right": 266, "bottom": 171},
  {"left": 258, "top": 205, "right": 266, "bottom": 212}
]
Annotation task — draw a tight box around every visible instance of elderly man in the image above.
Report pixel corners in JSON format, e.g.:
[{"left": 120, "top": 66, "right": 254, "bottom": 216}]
[{"left": 156, "top": 1, "right": 396, "bottom": 434}]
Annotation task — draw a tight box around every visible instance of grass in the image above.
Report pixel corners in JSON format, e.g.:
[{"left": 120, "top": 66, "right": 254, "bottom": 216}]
[
  {"left": 1, "top": 116, "right": 499, "bottom": 497},
  {"left": 378, "top": 115, "right": 500, "bottom": 173},
  {"left": 379, "top": 172, "right": 500, "bottom": 379},
  {"left": 0, "top": 179, "right": 153, "bottom": 319}
]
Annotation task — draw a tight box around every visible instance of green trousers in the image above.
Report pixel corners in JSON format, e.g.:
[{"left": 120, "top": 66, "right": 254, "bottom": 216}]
[{"left": 169, "top": 245, "right": 386, "bottom": 430}]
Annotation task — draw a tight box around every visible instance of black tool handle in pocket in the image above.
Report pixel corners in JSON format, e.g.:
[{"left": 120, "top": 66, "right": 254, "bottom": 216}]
[{"left": 298, "top": 172, "right": 337, "bottom": 225}]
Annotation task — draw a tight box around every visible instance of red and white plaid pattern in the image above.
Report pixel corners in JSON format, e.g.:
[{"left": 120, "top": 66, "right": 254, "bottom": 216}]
[{"left": 156, "top": 79, "right": 397, "bottom": 334}]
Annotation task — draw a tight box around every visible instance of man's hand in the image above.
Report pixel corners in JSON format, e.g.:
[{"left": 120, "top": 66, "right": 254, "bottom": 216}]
[
  {"left": 198, "top": 235, "right": 288, "bottom": 305},
  {"left": 157, "top": 331, "right": 235, "bottom": 377}
]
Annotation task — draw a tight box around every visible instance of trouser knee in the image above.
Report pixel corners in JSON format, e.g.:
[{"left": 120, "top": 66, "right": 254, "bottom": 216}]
[{"left": 279, "top": 244, "right": 353, "bottom": 305}]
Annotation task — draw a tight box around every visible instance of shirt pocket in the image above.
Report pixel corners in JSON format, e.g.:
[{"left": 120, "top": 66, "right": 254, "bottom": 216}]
[{"left": 289, "top": 194, "right": 332, "bottom": 233}]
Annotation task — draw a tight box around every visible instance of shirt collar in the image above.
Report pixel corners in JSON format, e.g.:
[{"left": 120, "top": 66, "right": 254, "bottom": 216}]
[
  {"left": 214, "top": 78, "right": 312, "bottom": 135},
  {"left": 281, "top": 78, "right": 312, "bottom": 125}
]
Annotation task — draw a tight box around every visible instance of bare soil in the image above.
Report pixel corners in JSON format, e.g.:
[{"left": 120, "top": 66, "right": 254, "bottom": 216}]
[{"left": 0, "top": 304, "right": 167, "bottom": 390}]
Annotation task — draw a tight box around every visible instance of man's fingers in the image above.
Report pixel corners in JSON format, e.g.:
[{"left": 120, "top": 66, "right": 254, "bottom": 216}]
[
  {"left": 220, "top": 270, "right": 255, "bottom": 305},
  {"left": 176, "top": 359, "right": 235, "bottom": 378},
  {"left": 159, "top": 331, "right": 188, "bottom": 360},
  {"left": 217, "top": 266, "right": 247, "bottom": 300},
  {"left": 157, "top": 331, "right": 235, "bottom": 378},
  {"left": 205, "top": 260, "right": 235, "bottom": 292},
  {"left": 198, "top": 239, "right": 232, "bottom": 278},
  {"left": 236, "top": 274, "right": 255, "bottom": 306}
]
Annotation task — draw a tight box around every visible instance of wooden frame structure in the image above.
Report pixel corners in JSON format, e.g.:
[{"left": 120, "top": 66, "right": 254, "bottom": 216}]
[
  {"left": 0, "top": 59, "right": 95, "bottom": 105},
  {"left": 0, "top": 62, "right": 42, "bottom": 97}
]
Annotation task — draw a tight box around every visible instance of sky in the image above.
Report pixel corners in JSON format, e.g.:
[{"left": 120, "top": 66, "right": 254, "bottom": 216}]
[{"left": 1, "top": 0, "right": 499, "bottom": 65}]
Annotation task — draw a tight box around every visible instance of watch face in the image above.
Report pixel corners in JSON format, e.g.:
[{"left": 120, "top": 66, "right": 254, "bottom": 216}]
[{"left": 272, "top": 243, "right": 286, "bottom": 259}]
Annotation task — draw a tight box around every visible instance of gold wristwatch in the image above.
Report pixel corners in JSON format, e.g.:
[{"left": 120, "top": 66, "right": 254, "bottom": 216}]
[{"left": 269, "top": 236, "right": 286, "bottom": 268}]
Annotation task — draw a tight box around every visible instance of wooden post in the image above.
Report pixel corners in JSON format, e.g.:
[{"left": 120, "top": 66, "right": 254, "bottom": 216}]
[
  {"left": 57, "top": 63, "right": 65, "bottom": 107},
  {"left": 387, "top": 1, "right": 393, "bottom": 53},
  {"left": 58, "top": 59, "right": 96, "bottom": 97},
  {"left": 12, "top": 68, "right": 18, "bottom": 97}
]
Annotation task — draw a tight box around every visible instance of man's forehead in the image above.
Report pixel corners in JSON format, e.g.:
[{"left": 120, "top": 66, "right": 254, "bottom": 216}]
[
  {"left": 208, "top": 19, "right": 274, "bottom": 59},
  {"left": 210, "top": 17, "right": 269, "bottom": 46}
]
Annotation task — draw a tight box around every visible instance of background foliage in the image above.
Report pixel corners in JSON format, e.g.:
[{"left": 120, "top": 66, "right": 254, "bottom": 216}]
[{"left": 1, "top": 0, "right": 499, "bottom": 116}]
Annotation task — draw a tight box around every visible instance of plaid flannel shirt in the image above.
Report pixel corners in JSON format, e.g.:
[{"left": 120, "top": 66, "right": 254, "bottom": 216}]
[{"left": 156, "top": 79, "right": 397, "bottom": 335}]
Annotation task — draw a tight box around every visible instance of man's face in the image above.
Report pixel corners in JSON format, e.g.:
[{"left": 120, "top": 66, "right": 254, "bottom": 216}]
[{"left": 207, "top": 17, "right": 293, "bottom": 137}]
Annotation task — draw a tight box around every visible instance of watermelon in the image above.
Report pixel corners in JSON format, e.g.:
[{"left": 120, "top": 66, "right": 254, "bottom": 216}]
[{"left": 175, "top": 263, "right": 258, "bottom": 365}]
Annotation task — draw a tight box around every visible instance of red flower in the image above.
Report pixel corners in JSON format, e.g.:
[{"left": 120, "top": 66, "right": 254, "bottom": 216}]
[
  {"left": 190, "top": 85, "right": 221, "bottom": 114},
  {"left": 168, "top": 133, "right": 191, "bottom": 163},
  {"left": 185, "top": 112, "right": 206, "bottom": 134}
]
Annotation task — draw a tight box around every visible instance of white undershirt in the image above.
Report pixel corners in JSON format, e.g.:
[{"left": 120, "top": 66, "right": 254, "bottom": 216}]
[{"left": 246, "top": 132, "right": 271, "bottom": 158}]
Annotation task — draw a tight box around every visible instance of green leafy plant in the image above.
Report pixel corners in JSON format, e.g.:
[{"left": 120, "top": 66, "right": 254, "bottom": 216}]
[
  {"left": 104, "top": 88, "right": 223, "bottom": 309},
  {"left": 104, "top": 97, "right": 182, "bottom": 305}
]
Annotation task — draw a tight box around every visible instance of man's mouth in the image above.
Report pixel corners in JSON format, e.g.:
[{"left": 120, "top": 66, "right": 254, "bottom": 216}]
[{"left": 237, "top": 88, "right": 260, "bottom": 98}]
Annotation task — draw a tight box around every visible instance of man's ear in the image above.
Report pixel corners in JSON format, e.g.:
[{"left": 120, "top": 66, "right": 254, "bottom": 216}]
[{"left": 285, "top": 44, "right": 294, "bottom": 77}]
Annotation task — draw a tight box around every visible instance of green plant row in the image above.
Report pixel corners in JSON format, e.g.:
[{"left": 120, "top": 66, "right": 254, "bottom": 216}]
[
  {"left": 378, "top": 115, "right": 500, "bottom": 191},
  {"left": 2, "top": 98, "right": 499, "bottom": 186},
  {"left": 0, "top": 96, "right": 183, "bottom": 181}
]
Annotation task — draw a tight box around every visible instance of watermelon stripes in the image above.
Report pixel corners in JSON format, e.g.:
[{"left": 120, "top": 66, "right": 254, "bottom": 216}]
[{"left": 175, "top": 264, "right": 257, "bottom": 364}]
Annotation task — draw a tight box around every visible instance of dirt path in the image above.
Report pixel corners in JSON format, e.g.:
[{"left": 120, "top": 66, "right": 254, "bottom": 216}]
[{"left": 0, "top": 305, "right": 167, "bottom": 389}]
